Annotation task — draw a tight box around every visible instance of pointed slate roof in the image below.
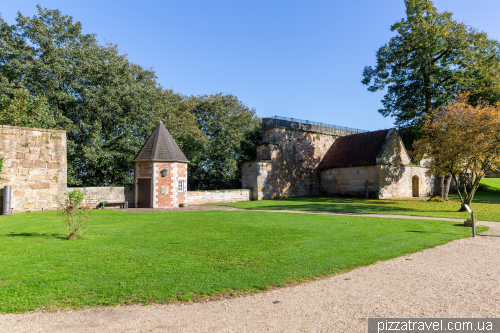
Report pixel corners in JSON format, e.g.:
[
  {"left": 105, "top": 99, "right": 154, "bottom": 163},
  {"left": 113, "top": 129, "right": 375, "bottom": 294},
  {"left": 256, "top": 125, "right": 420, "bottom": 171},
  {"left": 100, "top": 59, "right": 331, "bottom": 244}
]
[
  {"left": 133, "top": 121, "right": 189, "bottom": 162},
  {"left": 319, "top": 129, "right": 390, "bottom": 169}
]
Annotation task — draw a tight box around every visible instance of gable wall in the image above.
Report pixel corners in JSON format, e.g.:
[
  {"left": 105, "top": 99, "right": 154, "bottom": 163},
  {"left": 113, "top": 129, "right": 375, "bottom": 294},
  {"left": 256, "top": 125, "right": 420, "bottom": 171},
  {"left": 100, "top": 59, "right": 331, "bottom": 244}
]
[{"left": 376, "top": 130, "right": 411, "bottom": 165}]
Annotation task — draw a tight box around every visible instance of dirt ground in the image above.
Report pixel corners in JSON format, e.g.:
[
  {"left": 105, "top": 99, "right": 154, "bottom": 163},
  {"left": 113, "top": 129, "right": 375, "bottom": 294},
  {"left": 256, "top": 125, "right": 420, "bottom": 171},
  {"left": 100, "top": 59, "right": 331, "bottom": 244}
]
[{"left": 1, "top": 212, "right": 499, "bottom": 333}]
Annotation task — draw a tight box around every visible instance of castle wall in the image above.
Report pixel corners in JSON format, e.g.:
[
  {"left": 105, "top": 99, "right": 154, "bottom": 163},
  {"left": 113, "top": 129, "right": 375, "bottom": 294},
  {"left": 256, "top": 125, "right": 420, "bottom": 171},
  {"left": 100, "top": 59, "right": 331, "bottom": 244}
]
[
  {"left": 0, "top": 125, "right": 67, "bottom": 213},
  {"left": 243, "top": 127, "right": 336, "bottom": 200},
  {"left": 187, "top": 189, "right": 251, "bottom": 205},
  {"left": 242, "top": 161, "right": 272, "bottom": 200}
]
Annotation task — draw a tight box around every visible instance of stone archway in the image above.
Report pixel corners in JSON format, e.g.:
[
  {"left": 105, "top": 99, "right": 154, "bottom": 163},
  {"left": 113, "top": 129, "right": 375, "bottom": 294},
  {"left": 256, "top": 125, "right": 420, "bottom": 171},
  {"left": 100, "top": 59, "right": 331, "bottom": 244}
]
[{"left": 412, "top": 175, "right": 419, "bottom": 197}]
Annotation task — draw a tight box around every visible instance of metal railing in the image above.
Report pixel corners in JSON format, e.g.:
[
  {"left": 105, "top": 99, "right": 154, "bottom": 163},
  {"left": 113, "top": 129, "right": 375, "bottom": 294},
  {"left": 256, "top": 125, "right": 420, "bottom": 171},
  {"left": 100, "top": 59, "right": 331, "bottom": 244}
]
[{"left": 262, "top": 115, "right": 369, "bottom": 135}]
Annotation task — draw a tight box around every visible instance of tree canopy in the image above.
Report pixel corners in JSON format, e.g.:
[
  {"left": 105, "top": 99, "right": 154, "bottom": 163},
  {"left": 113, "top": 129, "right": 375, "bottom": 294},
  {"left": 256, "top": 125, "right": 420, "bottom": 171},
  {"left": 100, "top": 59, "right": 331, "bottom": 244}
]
[
  {"left": 0, "top": 6, "right": 259, "bottom": 189},
  {"left": 413, "top": 94, "right": 500, "bottom": 210},
  {"left": 362, "top": 0, "right": 500, "bottom": 145},
  {"left": 188, "top": 94, "right": 261, "bottom": 190}
]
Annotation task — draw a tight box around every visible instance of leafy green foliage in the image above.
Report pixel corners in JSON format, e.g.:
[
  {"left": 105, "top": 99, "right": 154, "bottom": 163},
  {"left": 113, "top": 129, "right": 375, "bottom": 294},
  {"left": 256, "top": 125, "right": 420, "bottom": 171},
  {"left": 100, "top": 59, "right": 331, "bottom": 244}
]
[
  {"left": 0, "top": 6, "right": 200, "bottom": 187},
  {"left": 362, "top": 0, "right": 500, "bottom": 145},
  {"left": 54, "top": 189, "right": 91, "bottom": 239},
  {"left": 189, "top": 93, "right": 261, "bottom": 190},
  {"left": 0, "top": 88, "right": 55, "bottom": 128},
  {"left": 0, "top": 210, "right": 483, "bottom": 312},
  {"left": 0, "top": 6, "right": 261, "bottom": 189}
]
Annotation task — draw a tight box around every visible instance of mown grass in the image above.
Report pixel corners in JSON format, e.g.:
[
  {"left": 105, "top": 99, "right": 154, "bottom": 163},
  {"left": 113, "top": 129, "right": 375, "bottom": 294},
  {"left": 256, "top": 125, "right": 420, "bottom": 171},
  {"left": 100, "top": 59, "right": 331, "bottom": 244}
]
[
  {"left": 449, "top": 178, "right": 500, "bottom": 203},
  {"left": 0, "top": 210, "right": 484, "bottom": 313},
  {"left": 222, "top": 179, "right": 500, "bottom": 221},
  {"left": 221, "top": 196, "right": 500, "bottom": 221}
]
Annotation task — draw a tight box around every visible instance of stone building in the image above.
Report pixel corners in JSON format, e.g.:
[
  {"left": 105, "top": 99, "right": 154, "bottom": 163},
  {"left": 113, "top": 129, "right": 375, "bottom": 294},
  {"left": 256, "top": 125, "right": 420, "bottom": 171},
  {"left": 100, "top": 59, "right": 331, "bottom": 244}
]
[
  {"left": 242, "top": 117, "right": 436, "bottom": 200},
  {"left": 320, "top": 128, "right": 435, "bottom": 198},
  {"left": 133, "top": 121, "right": 189, "bottom": 208}
]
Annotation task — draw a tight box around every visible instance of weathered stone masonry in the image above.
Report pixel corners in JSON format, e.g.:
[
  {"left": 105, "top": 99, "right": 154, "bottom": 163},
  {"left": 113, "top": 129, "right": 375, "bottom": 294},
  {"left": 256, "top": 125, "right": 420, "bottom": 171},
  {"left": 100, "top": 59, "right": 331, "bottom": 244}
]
[
  {"left": 243, "top": 119, "right": 343, "bottom": 200},
  {"left": 242, "top": 118, "right": 367, "bottom": 200},
  {"left": 243, "top": 119, "right": 436, "bottom": 200},
  {"left": 0, "top": 125, "right": 67, "bottom": 213}
]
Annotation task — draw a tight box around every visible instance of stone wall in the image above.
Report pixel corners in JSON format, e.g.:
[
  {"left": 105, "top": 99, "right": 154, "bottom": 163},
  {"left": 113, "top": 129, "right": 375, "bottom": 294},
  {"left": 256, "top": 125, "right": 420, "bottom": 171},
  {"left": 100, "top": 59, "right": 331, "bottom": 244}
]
[
  {"left": 68, "top": 187, "right": 134, "bottom": 208},
  {"left": 243, "top": 124, "right": 338, "bottom": 200},
  {"left": 321, "top": 166, "right": 380, "bottom": 197},
  {"left": 321, "top": 165, "right": 436, "bottom": 199},
  {"left": 242, "top": 161, "right": 272, "bottom": 200},
  {"left": 187, "top": 189, "right": 251, "bottom": 205},
  {"left": 378, "top": 165, "right": 436, "bottom": 199},
  {"left": 0, "top": 125, "right": 67, "bottom": 213}
]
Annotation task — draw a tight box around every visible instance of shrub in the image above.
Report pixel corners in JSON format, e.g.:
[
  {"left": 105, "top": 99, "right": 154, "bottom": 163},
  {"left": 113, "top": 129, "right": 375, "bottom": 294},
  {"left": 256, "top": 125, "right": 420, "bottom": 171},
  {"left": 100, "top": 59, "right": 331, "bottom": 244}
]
[
  {"left": 427, "top": 196, "right": 444, "bottom": 202},
  {"left": 55, "top": 189, "right": 91, "bottom": 239}
]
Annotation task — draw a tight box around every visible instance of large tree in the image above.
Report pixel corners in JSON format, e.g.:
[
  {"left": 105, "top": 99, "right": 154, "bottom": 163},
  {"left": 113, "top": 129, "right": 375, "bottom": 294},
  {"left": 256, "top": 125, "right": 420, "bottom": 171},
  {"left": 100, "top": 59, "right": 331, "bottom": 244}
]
[
  {"left": 362, "top": 0, "right": 500, "bottom": 145},
  {"left": 414, "top": 94, "right": 500, "bottom": 210},
  {"left": 188, "top": 93, "right": 261, "bottom": 190},
  {"left": 0, "top": 6, "right": 200, "bottom": 186},
  {"left": 0, "top": 88, "right": 54, "bottom": 129}
]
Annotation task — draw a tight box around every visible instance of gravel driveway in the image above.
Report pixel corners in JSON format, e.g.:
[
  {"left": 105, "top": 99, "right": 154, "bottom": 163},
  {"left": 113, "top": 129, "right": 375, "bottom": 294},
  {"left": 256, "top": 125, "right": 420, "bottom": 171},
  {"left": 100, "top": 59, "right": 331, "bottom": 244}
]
[{"left": 1, "top": 218, "right": 499, "bottom": 333}]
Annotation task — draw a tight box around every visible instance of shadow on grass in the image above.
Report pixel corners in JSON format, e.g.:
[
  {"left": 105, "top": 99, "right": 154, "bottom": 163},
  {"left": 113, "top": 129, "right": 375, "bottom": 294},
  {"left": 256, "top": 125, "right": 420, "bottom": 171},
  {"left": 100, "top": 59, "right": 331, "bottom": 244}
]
[
  {"left": 2, "top": 232, "right": 67, "bottom": 240},
  {"left": 250, "top": 202, "right": 420, "bottom": 214},
  {"left": 406, "top": 230, "right": 457, "bottom": 235}
]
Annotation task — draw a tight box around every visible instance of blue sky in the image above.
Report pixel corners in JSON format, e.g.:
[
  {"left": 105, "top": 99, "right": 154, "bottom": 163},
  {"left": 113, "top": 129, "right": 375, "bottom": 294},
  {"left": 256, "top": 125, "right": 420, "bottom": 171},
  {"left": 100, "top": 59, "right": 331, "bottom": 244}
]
[{"left": 2, "top": 1, "right": 500, "bottom": 131}]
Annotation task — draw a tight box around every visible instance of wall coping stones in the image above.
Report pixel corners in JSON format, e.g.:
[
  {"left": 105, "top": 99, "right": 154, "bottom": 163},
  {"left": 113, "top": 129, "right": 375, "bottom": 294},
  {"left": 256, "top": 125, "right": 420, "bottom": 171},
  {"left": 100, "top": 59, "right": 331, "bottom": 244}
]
[{"left": 0, "top": 124, "right": 65, "bottom": 134}]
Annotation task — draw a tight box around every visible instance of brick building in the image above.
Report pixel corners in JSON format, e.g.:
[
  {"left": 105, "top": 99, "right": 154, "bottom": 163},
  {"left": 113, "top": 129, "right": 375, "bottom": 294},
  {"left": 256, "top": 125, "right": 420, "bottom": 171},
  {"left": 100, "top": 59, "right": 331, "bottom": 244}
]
[
  {"left": 133, "top": 121, "right": 189, "bottom": 208},
  {"left": 242, "top": 117, "right": 436, "bottom": 200}
]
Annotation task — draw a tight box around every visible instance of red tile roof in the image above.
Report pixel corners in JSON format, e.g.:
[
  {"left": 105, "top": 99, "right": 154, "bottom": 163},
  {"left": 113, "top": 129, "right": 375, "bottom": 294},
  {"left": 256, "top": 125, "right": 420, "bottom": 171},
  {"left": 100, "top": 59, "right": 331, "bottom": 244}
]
[{"left": 319, "top": 129, "right": 390, "bottom": 169}]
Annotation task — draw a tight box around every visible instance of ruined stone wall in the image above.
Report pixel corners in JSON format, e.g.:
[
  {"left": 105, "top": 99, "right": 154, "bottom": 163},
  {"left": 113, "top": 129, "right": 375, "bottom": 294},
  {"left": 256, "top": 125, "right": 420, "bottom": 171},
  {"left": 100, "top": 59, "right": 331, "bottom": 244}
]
[
  {"left": 187, "top": 189, "right": 251, "bottom": 205},
  {"left": 245, "top": 127, "right": 336, "bottom": 200},
  {"left": 0, "top": 125, "right": 67, "bottom": 213},
  {"left": 321, "top": 166, "right": 380, "bottom": 197}
]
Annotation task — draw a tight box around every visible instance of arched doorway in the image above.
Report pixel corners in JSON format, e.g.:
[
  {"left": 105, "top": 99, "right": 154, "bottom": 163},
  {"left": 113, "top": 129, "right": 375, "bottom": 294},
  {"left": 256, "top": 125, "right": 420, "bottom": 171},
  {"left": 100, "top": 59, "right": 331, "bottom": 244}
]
[{"left": 412, "top": 175, "right": 419, "bottom": 197}]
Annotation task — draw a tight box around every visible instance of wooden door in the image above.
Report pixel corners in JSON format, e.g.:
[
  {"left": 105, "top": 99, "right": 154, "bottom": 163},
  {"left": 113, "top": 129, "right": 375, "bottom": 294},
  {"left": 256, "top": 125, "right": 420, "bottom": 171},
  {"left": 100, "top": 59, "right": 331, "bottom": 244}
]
[
  {"left": 412, "top": 176, "right": 419, "bottom": 197},
  {"left": 137, "top": 178, "right": 152, "bottom": 208}
]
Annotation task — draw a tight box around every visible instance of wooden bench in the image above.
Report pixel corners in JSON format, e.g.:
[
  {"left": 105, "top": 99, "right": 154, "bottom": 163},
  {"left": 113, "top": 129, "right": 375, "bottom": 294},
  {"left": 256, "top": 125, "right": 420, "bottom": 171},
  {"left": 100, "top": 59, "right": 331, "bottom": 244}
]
[{"left": 99, "top": 201, "right": 128, "bottom": 209}]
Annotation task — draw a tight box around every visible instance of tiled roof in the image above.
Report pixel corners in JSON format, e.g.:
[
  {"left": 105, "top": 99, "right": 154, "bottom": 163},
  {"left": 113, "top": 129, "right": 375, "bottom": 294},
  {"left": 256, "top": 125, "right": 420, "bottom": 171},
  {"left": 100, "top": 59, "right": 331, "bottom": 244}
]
[
  {"left": 133, "top": 121, "right": 189, "bottom": 162},
  {"left": 319, "top": 129, "right": 390, "bottom": 169}
]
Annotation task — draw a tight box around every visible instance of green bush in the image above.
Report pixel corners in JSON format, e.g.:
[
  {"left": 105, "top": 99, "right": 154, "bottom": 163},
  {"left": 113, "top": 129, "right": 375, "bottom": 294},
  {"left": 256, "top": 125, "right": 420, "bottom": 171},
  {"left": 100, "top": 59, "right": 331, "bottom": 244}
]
[{"left": 55, "top": 189, "right": 91, "bottom": 239}]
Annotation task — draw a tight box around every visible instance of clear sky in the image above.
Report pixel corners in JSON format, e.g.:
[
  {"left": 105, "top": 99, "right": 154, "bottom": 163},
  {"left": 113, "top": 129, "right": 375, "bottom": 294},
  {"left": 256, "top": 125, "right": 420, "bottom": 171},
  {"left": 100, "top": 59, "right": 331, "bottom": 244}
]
[{"left": 2, "top": 1, "right": 500, "bottom": 131}]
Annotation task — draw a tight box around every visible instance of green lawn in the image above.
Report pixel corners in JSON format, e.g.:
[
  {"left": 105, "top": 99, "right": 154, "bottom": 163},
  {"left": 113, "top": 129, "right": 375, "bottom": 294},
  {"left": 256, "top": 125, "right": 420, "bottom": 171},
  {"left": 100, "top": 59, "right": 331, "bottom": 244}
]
[
  {"left": 449, "top": 178, "right": 500, "bottom": 203},
  {"left": 0, "top": 209, "right": 485, "bottom": 313},
  {"left": 221, "top": 180, "right": 500, "bottom": 222}
]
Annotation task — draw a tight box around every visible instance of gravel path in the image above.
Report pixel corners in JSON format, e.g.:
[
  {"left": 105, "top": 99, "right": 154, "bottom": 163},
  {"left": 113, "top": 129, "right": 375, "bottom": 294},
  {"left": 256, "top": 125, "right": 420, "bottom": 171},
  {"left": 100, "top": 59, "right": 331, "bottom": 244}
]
[{"left": 1, "top": 215, "right": 499, "bottom": 332}]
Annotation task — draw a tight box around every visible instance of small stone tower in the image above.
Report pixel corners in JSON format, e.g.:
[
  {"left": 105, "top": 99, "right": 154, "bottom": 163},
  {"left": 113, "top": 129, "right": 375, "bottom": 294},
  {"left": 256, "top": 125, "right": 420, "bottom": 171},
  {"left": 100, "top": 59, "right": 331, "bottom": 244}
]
[{"left": 133, "top": 121, "right": 189, "bottom": 208}]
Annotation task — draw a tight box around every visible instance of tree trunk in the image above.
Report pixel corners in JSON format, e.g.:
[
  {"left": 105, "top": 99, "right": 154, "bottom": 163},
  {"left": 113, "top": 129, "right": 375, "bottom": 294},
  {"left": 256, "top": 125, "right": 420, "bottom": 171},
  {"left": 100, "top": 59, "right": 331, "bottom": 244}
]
[
  {"left": 457, "top": 175, "right": 483, "bottom": 212},
  {"left": 443, "top": 174, "right": 452, "bottom": 201},
  {"left": 438, "top": 175, "right": 452, "bottom": 201},
  {"left": 439, "top": 176, "right": 445, "bottom": 200}
]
